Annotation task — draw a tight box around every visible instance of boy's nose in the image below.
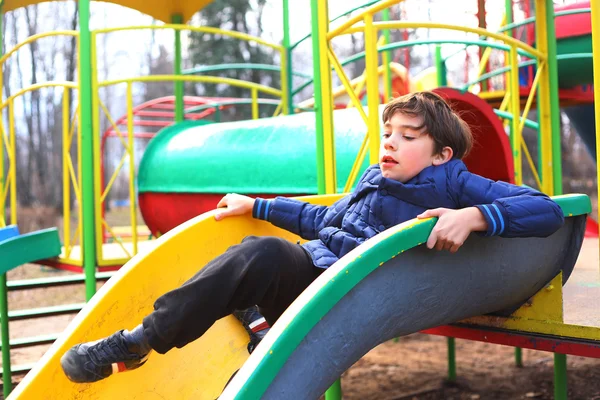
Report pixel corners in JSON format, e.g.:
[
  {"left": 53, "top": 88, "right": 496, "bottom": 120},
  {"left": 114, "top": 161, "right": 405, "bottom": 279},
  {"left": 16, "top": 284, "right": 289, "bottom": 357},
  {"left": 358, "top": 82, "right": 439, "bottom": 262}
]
[{"left": 383, "top": 139, "right": 396, "bottom": 151}]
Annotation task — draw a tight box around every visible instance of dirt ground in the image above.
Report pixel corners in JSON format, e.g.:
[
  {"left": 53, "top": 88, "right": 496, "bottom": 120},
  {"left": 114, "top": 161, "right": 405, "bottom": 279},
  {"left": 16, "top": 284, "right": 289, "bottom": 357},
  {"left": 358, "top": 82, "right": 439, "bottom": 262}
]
[
  {"left": 5, "top": 318, "right": 600, "bottom": 399},
  {"left": 340, "top": 333, "right": 600, "bottom": 400},
  {"left": 3, "top": 266, "right": 600, "bottom": 400}
]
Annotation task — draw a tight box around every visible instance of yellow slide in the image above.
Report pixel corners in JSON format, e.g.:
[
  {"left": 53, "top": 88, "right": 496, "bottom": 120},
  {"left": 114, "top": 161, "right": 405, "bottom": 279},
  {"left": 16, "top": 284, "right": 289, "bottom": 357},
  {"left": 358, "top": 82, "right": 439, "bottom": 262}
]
[{"left": 8, "top": 197, "right": 336, "bottom": 399}]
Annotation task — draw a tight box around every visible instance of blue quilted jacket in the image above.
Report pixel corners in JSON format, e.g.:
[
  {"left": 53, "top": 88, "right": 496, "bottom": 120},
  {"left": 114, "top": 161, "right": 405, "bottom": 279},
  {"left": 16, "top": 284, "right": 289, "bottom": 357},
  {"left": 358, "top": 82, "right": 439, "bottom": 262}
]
[{"left": 252, "top": 159, "right": 564, "bottom": 269}]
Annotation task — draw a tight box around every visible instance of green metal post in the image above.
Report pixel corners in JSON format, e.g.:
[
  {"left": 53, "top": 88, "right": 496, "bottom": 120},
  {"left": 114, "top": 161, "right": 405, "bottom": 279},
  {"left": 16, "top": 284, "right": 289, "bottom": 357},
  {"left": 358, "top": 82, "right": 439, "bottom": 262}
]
[
  {"left": 505, "top": 0, "right": 514, "bottom": 37},
  {"left": 554, "top": 353, "right": 568, "bottom": 400},
  {"left": 79, "top": 0, "right": 97, "bottom": 301},
  {"left": 310, "top": 0, "right": 326, "bottom": 195},
  {"left": 0, "top": 4, "right": 3, "bottom": 222},
  {"left": 504, "top": 0, "right": 513, "bottom": 154},
  {"left": 504, "top": 1, "right": 527, "bottom": 362},
  {"left": 0, "top": 13, "right": 9, "bottom": 394},
  {"left": 214, "top": 106, "right": 221, "bottom": 123},
  {"left": 515, "top": 347, "right": 523, "bottom": 367},
  {"left": 172, "top": 14, "right": 184, "bottom": 123},
  {"left": 544, "top": 0, "right": 562, "bottom": 195},
  {"left": 382, "top": 8, "right": 393, "bottom": 99},
  {"left": 537, "top": 81, "right": 543, "bottom": 180},
  {"left": 435, "top": 45, "right": 447, "bottom": 86},
  {"left": 325, "top": 378, "right": 342, "bottom": 400},
  {"left": 311, "top": 3, "right": 337, "bottom": 393},
  {"left": 535, "top": 0, "right": 543, "bottom": 181},
  {"left": 282, "top": 0, "right": 294, "bottom": 114},
  {"left": 447, "top": 337, "right": 456, "bottom": 382},
  {"left": 0, "top": 274, "right": 12, "bottom": 397}
]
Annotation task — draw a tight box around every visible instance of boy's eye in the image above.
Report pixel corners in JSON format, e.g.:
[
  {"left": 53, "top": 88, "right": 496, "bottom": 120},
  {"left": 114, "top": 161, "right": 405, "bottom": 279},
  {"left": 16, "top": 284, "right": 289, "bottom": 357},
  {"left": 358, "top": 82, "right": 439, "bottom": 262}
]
[
  {"left": 403, "top": 135, "right": 415, "bottom": 141},
  {"left": 382, "top": 132, "right": 391, "bottom": 138}
]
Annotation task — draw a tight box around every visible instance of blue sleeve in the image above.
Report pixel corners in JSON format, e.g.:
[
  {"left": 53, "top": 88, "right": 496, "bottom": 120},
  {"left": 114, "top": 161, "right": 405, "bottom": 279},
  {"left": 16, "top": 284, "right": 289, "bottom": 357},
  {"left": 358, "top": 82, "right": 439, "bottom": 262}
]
[
  {"left": 252, "top": 195, "right": 351, "bottom": 240},
  {"left": 449, "top": 167, "right": 564, "bottom": 238}
]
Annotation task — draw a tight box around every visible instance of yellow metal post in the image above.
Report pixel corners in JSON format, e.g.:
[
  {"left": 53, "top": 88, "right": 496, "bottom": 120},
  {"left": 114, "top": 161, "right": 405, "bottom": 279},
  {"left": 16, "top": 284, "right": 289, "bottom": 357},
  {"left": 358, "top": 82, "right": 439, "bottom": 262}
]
[
  {"left": 8, "top": 99, "right": 15, "bottom": 225},
  {"left": 346, "top": 36, "right": 386, "bottom": 109},
  {"left": 126, "top": 82, "right": 138, "bottom": 255},
  {"left": 77, "top": 97, "right": 84, "bottom": 256},
  {"left": 364, "top": 13, "right": 380, "bottom": 164},
  {"left": 91, "top": 32, "right": 104, "bottom": 264},
  {"left": 591, "top": 0, "right": 600, "bottom": 272},
  {"left": 510, "top": 46, "right": 522, "bottom": 185},
  {"left": 63, "top": 89, "right": 71, "bottom": 252},
  {"left": 315, "top": 0, "right": 336, "bottom": 194},
  {"left": 279, "top": 47, "right": 289, "bottom": 115},
  {"left": 251, "top": 88, "right": 259, "bottom": 119},
  {"left": 534, "top": 0, "right": 553, "bottom": 195}
]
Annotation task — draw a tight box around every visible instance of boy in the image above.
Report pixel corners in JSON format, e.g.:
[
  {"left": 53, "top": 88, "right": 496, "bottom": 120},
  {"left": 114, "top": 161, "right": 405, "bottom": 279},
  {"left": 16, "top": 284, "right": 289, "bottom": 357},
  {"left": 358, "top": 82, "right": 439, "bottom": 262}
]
[{"left": 60, "top": 91, "right": 564, "bottom": 383}]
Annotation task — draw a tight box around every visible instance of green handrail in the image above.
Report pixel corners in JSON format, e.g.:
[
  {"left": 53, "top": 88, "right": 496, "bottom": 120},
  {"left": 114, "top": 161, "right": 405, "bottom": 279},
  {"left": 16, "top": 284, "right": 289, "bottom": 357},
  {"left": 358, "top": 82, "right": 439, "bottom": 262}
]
[
  {"left": 289, "top": 0, "right": 388, "bottom": 99},
  {"left": 291, "top": 36, "right": 539, "bottom": 98},
  {"left": 555, "top": 53, "right": 593, "bottom": 61},
  {"left": 7, "top": 272, "right": 113, "bottom": 290},
  {"left": 461, "top": 60, "right": 535, "bottom": 92},
  {"left": 494, "top": 109, "right": 539, "bottom": 130},
  {"left": 376, "top": 39, "right": 538, "bottom": 61},
  {"left": 442, "top": 8, "right": 590, "bottom": 65},
  {"left": 290, "top": 0, "right": 381, "bottom": 51},
  {"left": 292, "top": 6, "right": 591, "bottom": 108},
  {"left": 498, "top": 8, "right": 590, "bottom": 33},
  {"left": 0, "top": 228, "right": 61, "bottom": 397},
  {"left": 461, "top": 53, "right": 592, "bottom": 93},
  {"left": 185, "top": 99, "right": 282, "bottom": 114},
  {"left": 182, "top": 63, "right": 311, "bottom": 79}
]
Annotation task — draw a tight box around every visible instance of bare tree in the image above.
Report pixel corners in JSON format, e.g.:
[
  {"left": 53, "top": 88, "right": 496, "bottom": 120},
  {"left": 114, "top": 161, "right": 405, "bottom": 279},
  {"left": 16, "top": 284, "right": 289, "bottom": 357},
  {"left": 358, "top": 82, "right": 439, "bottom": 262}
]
[{"left": 2, "top": 4, "right": 79, "bottom": 214}]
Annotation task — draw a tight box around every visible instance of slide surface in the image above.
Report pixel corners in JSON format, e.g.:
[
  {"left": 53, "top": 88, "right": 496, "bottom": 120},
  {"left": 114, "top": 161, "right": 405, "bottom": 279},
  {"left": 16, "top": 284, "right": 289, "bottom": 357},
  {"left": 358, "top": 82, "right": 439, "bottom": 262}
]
[
  {"left": 8, "top": 196, "right": 338, "bottom": 400},
  {"left": 9, "top": 195, "right": 589, "bottom": 399},
  {"left": 222, "top": 195, "right": 588, "bottom": 399}
]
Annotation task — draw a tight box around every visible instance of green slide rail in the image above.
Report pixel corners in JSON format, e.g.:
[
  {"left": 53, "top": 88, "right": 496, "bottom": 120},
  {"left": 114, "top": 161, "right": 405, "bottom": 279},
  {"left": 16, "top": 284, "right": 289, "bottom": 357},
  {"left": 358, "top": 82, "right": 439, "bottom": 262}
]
[
  {"left": 0, "top": 228, "right": 61, "bottom": 398},
  {"left": 222, "top": 194, "right": 590, "bottom": 399}
]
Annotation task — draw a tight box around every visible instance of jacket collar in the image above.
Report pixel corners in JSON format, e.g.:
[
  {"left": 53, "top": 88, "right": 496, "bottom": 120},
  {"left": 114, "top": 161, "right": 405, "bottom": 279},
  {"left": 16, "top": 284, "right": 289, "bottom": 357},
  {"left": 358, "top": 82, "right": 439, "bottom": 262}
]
[{"left": 375, "top": 159, "right": 465, "bottom": 208}]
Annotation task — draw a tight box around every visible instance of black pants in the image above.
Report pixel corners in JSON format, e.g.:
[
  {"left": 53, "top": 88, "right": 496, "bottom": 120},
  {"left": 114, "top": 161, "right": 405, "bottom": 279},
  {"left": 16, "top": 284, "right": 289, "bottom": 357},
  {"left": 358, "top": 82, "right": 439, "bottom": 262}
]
[{"left": 142, "top": 236, "right": 321, "bottom": 354}]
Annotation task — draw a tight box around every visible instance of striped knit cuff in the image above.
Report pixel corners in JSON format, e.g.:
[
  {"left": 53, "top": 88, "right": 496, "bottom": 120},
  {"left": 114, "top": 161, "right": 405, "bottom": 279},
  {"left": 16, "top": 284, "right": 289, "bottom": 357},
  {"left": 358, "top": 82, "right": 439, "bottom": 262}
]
[
  {"left": 249, "top": 317, "right": 270, "bottom": 333},
  {"left": 252, "top": 198, "right": 272, "bottom": 221},
  {"left": 475, "top": 204, "right": 506, "bottom": 236}
]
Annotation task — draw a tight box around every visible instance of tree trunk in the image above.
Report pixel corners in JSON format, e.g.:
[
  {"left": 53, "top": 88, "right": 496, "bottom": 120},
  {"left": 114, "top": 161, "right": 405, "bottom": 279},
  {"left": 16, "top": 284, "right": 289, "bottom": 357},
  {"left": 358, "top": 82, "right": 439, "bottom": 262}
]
[
  {"left": 12, "top": 10, "right": 34, "bottom": 206},
  {"left": 25, "top": 6, "right": 50, "bottom": 205}
]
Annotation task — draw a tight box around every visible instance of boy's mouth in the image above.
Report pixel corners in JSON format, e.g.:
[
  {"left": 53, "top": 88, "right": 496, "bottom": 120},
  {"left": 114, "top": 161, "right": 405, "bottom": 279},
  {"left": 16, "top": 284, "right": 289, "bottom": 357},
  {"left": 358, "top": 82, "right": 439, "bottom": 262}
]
[{"left": 380, "top": 155, "right": 398, "bottom": 165}]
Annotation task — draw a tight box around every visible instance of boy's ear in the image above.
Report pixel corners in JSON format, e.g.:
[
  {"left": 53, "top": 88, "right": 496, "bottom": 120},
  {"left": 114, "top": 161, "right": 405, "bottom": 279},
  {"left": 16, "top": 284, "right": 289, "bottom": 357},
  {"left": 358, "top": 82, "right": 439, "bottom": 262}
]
[{"left": 432, "top": 146, "right": 453, "bottom": 166}]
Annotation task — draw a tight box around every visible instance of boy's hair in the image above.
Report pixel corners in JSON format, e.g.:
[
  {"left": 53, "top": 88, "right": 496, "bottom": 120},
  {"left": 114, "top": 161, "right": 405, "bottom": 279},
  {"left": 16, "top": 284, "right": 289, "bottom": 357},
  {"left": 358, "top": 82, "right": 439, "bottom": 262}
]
[{"left": 382, "top": 91, "right": 473, "bottom": 159}]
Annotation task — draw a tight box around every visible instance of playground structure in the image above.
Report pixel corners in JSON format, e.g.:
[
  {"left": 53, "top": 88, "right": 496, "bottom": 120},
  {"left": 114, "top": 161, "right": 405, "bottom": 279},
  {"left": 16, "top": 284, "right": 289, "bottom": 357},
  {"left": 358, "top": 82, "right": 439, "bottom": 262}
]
[{"left": 0, "top": 0, "right": 599, "bottom": 399}]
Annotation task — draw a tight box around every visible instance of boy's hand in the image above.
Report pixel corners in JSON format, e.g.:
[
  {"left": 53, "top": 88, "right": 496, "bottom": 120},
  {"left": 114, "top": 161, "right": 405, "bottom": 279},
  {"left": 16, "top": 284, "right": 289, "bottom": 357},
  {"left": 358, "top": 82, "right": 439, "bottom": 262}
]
[
  {"left": 215, "top": 194, "right": 255, "bottom": 221},
  {"left": 417, "top": 207, "right": 488, "bottom": 253}
]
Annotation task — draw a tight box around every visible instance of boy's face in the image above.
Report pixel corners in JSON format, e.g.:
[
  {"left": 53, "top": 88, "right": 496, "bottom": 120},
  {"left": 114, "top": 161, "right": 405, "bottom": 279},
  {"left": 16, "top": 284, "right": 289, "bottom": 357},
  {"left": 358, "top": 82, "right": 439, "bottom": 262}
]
[{"left": 379, "top": 112, "right": 448, "bottom": 183}]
